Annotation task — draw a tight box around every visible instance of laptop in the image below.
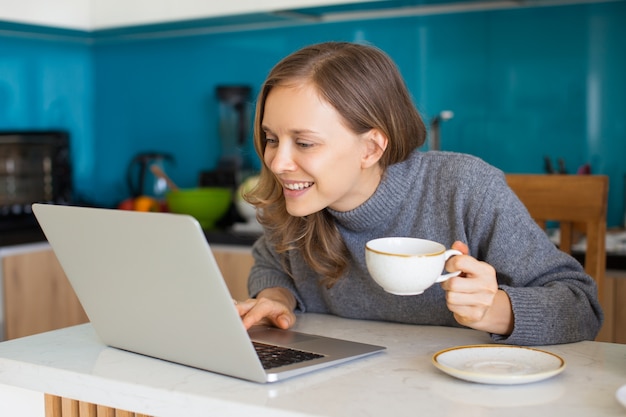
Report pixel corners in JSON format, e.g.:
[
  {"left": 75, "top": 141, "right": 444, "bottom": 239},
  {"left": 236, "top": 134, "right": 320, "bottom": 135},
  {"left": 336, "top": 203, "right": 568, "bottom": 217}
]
[{"left": 32, "top": 203, "right": 385, "bottom": 383}]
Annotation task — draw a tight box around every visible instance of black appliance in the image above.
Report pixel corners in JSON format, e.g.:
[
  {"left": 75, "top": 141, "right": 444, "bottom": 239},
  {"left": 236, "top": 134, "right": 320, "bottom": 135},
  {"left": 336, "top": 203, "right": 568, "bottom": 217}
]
[
  {"left": 216, "top": 85, "right": 252, "bottom": 172},
  {"left": 199, "top": 85, "right": 254, "bottom": 228},
  {"left": 0, "top": 130, "right": 72, "bottom": 240}
]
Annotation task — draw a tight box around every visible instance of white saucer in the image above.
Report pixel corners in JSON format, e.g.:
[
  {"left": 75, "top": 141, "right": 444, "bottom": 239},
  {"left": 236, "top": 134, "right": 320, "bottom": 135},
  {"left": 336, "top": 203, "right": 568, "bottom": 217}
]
[
  {"left": 432, "top": 344, "right": 565, "bottom": 385},
  {"left": 617, "top": 384, "right": 626, "bottom": 408}
]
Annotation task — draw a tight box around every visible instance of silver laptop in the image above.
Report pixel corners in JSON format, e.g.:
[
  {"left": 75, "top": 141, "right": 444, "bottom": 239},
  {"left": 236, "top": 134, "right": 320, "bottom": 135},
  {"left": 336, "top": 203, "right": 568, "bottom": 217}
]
[{"left": 32, "top": 203, "right": 384, "bottom": 383}]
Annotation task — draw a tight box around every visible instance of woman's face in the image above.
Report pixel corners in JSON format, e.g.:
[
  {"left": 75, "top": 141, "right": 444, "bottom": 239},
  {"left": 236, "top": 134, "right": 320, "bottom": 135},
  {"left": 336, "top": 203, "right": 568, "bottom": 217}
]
[{"left": 261, "top": 82, "right": 384, "bottom": 217}]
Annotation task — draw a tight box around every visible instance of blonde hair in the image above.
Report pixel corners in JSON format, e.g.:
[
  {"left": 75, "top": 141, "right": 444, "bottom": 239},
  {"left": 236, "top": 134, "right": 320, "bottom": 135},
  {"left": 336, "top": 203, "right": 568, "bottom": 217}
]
[{"left": 246, "top": 42, "right": 426, "bottom": 287}]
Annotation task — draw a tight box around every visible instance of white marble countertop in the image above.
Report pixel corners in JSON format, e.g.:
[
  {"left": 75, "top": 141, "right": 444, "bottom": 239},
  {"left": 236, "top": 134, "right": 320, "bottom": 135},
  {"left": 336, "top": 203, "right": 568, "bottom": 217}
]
[{"left": 0, "top": 313, "right": 625, "bottom": 417}]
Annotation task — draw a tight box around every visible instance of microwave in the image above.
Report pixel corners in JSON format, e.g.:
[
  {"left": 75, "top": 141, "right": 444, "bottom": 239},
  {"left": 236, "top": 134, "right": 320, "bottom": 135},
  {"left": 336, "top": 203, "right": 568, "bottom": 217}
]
[{"left": 0, "top": 130, "right": 72, "bottom": 224}]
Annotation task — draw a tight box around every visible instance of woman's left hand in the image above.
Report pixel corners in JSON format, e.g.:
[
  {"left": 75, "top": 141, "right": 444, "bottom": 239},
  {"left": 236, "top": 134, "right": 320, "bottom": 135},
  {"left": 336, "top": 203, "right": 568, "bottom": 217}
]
[{"left": 441, "top": 241, "right": 513, "bottom": 336}]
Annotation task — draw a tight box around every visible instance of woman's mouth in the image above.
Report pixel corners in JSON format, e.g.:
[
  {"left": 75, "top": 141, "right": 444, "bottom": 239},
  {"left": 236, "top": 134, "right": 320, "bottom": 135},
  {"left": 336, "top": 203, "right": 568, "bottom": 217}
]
[{"left": 284, "top": 182, "right": 314, "bottom": 191}]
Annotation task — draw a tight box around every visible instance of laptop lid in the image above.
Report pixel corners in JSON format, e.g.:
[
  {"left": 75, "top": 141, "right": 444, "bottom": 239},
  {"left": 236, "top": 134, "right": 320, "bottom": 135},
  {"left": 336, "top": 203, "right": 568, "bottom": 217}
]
[{"left": 32, "top": 203, "right": 384, "bottom": 383}]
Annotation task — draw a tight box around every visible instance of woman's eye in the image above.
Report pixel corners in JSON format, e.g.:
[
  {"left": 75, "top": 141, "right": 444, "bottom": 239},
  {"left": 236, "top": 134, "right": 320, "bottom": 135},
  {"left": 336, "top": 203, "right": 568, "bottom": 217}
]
[
  {"left": 264, "top": 137, "right": 278, "bottom": 145},
  {"left": 296, "top": 141, "right": 313, "bottom": 148}
]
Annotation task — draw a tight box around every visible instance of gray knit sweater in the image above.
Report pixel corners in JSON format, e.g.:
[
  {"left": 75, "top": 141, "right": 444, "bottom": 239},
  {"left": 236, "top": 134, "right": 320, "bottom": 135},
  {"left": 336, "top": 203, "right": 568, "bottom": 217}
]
[{"left": 248, "top": 150, "right": 603, "bottom": 346}]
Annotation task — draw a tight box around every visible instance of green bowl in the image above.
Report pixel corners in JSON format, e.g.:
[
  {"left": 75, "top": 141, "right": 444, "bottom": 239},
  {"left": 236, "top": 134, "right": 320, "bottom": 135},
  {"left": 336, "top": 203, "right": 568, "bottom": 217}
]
[{"left": 166, "top": 187, "right": 232, "bottom": 229}]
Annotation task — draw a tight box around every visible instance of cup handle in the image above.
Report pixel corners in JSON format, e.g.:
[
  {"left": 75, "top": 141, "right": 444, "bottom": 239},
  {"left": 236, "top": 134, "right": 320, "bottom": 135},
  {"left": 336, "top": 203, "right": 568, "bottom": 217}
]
[{"left": 435, "top": 249, "right": 463, "bottom": 283}]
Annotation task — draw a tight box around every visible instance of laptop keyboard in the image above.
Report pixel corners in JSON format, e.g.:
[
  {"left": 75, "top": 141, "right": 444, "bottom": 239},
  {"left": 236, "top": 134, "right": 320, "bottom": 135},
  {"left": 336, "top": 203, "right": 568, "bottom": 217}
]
[{"left": 253, "top": 341, "right": 324, "bottom": 370}]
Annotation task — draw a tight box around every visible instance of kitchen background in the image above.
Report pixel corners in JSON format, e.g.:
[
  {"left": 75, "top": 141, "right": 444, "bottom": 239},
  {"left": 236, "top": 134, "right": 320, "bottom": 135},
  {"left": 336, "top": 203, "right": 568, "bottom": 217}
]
[{"left": 0, "top": 0, "right": 625, "bottom": 226}]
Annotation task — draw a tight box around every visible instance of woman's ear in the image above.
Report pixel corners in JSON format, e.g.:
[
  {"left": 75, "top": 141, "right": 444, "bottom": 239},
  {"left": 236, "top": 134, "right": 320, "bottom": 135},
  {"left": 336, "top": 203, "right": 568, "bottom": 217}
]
[{"left": 361, "top": 128, "right": 389, "bottom": 168}]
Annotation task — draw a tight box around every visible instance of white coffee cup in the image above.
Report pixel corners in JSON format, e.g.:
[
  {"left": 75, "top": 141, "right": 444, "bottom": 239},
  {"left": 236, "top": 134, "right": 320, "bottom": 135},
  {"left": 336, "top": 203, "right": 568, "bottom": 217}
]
[{"left": 365, "top": 237, "right": 462, "bottom": 295}]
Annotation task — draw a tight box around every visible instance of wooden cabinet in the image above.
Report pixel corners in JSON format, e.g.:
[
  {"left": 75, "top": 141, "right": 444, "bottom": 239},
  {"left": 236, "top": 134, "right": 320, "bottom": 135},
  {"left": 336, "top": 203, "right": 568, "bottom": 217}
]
[
  {"left": 5, "top": 242, "right": 622, "bottom": 344},
  {"left": 2, "top": 245, "right": 88, "bottom": 340},
  {"left": 1, "top": 244, "right": 254, "bottom": 341},
  {"left": 212, "top": 246, "right": 254, "bottom": 302},
  {"left": 44, "top": 394, "right": 152, "bottom": 417}
]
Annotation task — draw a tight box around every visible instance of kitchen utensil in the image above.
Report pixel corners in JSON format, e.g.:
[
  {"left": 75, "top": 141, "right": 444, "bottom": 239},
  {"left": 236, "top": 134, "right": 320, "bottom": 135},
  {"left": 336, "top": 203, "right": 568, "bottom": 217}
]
[
  {"left": 149, "top": 164, "right": 179, "bottom": 192},
  {"left": 126, "top": 152, "right": 174, "bottom": 198},
  {"left": 166, "top": 187, "right": 232, "bottom": 229}
]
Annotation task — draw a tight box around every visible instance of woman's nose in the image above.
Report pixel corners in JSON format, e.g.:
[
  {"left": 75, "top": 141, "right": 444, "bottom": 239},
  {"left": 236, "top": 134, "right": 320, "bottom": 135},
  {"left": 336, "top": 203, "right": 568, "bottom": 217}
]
[{"left": 267, "top": 143, "right": 296, "bottom": 173}]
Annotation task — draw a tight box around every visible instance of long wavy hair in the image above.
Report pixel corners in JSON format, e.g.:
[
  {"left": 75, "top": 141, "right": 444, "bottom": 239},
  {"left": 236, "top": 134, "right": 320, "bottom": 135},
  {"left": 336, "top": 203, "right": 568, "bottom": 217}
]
[{"left": 245, "top": 42, "right": 427, "bottom": 287}]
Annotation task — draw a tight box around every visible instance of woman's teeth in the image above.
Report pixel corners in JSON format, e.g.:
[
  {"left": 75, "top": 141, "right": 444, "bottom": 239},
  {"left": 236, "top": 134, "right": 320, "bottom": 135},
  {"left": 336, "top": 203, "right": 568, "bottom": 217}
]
[{"left": 285, "top": 182, "right": 313, "bottom": 191}]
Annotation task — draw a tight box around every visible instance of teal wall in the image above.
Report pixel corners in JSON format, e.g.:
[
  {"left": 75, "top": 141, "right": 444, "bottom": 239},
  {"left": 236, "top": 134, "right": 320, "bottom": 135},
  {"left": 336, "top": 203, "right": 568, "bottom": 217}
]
[
  {"left": 1, "top": 1, "right": 625, "bottom": 226},
  {"left": 0, "top": 27, "right": 95, "bottom": 190}
]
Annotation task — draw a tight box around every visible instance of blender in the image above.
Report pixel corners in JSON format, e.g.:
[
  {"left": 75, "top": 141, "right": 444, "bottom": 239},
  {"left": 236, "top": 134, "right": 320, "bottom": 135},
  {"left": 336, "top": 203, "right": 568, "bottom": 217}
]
[{"left": 216, "top": 85, "right": 252, "bottom": 176}]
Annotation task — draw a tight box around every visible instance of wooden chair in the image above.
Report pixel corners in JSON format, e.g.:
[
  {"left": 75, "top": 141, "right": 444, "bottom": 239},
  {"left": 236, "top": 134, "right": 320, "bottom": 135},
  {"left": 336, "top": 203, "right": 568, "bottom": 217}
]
[{"left": 505, "top": 174, "right": 610, "bottom": 341}]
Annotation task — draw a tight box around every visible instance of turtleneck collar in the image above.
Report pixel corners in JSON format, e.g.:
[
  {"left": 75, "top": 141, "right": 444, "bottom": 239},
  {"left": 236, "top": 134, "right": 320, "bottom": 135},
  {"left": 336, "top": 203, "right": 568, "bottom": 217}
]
[{"left": 327, "top": 150, "right": 422, "bottom": 232}]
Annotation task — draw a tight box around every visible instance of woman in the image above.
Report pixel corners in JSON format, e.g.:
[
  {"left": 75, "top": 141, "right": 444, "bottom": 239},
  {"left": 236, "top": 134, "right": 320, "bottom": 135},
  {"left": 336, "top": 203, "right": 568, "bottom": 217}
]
[{"left": 235, "top": 41, "right": 602, "bottom": 346}]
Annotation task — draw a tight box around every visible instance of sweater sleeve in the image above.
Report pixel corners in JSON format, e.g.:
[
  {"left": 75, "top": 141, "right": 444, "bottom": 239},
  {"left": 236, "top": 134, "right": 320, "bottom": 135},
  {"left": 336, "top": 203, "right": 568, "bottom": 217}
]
[
  {"left": 463, "top": 168, "right": 603, "bottom": 345},
  {"left": 247, "top": 236, "right": 306, "bottom": 312}
]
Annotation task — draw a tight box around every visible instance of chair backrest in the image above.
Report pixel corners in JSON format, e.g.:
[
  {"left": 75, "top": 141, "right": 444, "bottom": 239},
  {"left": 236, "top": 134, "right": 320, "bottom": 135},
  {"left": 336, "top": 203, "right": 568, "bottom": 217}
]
[{"left": 505, "top": 174, "right": 609, "bottom": 339}]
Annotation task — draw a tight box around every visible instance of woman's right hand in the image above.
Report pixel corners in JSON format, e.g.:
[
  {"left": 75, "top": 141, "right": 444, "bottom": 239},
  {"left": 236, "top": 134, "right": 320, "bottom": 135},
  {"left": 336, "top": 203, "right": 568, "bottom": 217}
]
[{"left": 235, "top": 287, "right": 297, "bottom": 330}]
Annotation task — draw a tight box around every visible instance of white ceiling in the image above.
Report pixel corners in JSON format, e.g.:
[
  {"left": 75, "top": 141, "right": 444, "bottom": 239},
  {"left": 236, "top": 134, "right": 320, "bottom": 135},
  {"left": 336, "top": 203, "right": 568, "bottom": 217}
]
[{"left": 0, "top": 0, "right": 377, "bottom": 30}]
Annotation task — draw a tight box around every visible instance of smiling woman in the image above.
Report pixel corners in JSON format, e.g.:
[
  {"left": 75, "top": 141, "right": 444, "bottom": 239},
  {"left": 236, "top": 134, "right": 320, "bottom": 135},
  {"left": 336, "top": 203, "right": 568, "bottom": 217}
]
[
  {"left": 248, "top": 42, "right": 425, "bottom": 288},
  {"left": 232, "top": 41, "right": 603, "bottom": 347}
]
